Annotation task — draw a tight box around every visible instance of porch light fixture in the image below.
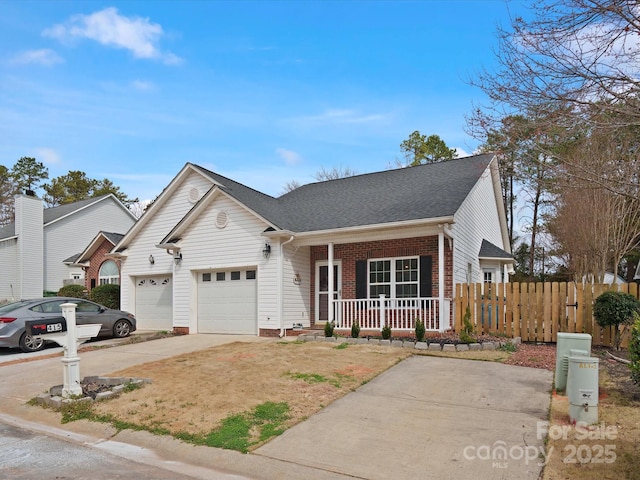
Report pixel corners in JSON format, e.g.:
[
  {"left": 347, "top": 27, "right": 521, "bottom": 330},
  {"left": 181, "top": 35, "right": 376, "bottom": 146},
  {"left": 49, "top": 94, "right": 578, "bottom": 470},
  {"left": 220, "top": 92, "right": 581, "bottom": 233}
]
[
  {"left": 148, "top": 254, "right": 155, "bottom": 265},
  {"left": 174, "top": 252, "right": 182, "bottom": 265},
  {"left": 293, "top": 272, "right": 301, "bottom": 285},
  {"left": 262, "top": 243, "right": 271, "bottom": 259}
]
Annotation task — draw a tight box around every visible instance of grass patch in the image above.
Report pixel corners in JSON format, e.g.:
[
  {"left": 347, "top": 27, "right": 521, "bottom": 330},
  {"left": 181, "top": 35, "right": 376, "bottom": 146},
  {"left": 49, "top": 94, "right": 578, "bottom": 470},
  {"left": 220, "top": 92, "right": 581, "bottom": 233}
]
[
  {"left": 177, "top": 402, "right": 290, "bottom": 453},
  {"left": 334, "top": 342, "right": 349, "bottom": 350},
  {"left": 285, "top": 371, "right": 346, "bottom": 388}
]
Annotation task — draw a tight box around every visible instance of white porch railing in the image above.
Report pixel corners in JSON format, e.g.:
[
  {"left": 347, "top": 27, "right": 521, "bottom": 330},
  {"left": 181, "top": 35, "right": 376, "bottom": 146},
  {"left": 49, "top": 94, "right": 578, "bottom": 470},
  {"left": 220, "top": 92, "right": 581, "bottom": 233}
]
[{"left": 333, "top": 295, "right": 452, "bottom": 332}]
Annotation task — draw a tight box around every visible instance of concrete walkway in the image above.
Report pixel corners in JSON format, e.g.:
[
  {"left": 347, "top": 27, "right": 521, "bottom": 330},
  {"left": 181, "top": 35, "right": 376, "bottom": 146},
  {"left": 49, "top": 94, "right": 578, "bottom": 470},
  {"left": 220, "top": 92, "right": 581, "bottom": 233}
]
[{"left": 0, "top": 335, "right": 553, "bottom": 480}]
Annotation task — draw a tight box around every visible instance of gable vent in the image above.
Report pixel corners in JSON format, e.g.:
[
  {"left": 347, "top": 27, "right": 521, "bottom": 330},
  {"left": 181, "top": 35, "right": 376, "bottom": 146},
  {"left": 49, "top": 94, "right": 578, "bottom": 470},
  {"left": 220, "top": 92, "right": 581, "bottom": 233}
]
[
  {"left": 215, "top": 211, "right": 229, "bottom": 229},
  {"left": 188, "top": 187, "right": 200, "bottom": 204}
]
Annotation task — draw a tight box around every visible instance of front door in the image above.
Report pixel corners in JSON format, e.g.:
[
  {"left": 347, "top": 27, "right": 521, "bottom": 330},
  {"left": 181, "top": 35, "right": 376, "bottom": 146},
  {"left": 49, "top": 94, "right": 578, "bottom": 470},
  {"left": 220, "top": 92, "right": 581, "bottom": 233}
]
[{"left": 315, "top": 261, "right": 341, "bottom": 323}]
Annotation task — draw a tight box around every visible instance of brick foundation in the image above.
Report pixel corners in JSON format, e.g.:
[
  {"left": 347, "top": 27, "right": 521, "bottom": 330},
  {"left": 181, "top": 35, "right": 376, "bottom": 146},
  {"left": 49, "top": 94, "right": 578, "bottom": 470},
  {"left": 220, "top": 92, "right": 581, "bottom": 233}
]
[
  {"left": 172, "top": 327, "right": 189, "bottom": 335},
  {"left": 259, "top": 328, "right": 308, "bottom": 337}
]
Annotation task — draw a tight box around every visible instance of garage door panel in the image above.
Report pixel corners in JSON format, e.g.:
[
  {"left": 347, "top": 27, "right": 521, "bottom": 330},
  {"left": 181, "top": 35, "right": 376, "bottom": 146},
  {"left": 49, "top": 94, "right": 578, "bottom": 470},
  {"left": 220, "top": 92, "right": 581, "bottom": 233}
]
[
  {"left": 135, "top": 276, "right": 172, "bottom": 330},
  {"left": 198, "top": 269, "right": 256, "bottom": 334}
]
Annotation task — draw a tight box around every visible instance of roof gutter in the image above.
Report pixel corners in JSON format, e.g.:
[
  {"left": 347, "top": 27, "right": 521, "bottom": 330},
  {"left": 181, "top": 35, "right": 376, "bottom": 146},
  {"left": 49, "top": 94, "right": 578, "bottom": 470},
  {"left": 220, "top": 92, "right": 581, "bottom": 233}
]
[{"left": 278, "top": 235, "right": 295, "bottom": 338}]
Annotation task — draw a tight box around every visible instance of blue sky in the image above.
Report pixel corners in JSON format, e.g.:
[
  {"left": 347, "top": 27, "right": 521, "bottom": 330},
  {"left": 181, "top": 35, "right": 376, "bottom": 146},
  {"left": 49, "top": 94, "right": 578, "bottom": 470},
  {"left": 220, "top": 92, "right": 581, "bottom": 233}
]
[{"left": 0, "top": 0, "right": 524, "bottom": 201}]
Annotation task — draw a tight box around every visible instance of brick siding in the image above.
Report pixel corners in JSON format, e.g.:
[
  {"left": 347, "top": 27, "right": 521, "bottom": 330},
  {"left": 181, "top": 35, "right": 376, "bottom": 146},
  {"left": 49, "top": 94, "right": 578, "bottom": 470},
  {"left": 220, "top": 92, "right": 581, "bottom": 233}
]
[{"left": 309, "top": 235, "right": 453, "bottom": 327}]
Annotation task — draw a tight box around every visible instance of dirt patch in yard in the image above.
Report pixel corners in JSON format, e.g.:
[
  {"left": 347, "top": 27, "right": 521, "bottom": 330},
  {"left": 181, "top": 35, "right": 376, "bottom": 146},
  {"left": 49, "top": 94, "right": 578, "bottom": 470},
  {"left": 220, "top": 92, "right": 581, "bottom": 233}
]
[{"left": 91, "top": 341, "right": 411, "bottom": 448}]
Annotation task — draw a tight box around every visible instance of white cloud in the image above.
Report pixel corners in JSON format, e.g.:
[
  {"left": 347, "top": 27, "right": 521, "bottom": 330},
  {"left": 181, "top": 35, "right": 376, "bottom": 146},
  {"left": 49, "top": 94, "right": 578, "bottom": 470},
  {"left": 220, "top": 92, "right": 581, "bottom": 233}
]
[
  {"left": 131, "top": 80, "right": 155, "bottom": 91},
  {"left": 276, "top": 148, "right": 303, "bottom": 166},
  {"left": 43, "top": 7, "right": 182, "bottom": 65},
  {"left": 34, "top": 147, "right": 61, "bottom": 166},
  {"left": 298, "top": 109, "right": 388, "bottom": 125},
  {"left": 10, "top": 49, "right": 63, "bottom": 66}
]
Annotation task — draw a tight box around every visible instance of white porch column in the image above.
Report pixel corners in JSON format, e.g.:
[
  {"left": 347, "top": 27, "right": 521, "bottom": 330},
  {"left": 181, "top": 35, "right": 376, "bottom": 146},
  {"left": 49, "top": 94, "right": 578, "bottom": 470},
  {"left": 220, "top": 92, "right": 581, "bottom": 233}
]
[
  {"left": 438, "top": 230, "right": 445, "bottom": 331},
  {"left": 328, "top": 242, "right": 334, "bottom": 324}
]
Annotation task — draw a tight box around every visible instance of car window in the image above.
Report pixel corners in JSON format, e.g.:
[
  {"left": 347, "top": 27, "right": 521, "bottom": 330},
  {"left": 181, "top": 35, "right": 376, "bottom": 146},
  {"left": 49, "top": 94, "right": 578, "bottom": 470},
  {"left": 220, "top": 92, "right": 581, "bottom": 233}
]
[
  {"left": 30, "top": 301, "right": 65, "bottom": 314},
  {"left": 0, "top": 300, "right": 31, "bottom": 313},
  {"left": 74, "top": 301, "right": 101, "bottom": 313}
]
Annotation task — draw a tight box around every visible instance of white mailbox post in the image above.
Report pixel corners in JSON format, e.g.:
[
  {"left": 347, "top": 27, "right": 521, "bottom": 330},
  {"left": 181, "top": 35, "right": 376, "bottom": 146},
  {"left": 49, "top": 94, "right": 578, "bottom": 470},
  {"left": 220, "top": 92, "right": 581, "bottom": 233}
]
[{"left": 28, "top": 303, "right": 101, "bottom": 398}]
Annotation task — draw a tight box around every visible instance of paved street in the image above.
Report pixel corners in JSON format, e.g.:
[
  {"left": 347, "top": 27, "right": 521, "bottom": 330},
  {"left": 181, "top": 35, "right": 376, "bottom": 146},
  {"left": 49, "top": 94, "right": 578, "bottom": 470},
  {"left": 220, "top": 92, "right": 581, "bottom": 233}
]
[{"left": 0, "top": 420, "right": 245, "bottom": 480}]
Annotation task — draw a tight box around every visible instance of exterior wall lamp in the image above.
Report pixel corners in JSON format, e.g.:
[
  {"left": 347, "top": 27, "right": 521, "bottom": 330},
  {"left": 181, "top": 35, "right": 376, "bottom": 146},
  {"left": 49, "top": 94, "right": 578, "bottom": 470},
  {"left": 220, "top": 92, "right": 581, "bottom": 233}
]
[
  {"left": 174, "top": 252, "right": 182, "bottom": 265},
  {"left": 263, "top": 243, "right": 271, "bottom": 259},
  {"left": 293, "top": 272, "right": 301, "bottom": 285},
  {"left": 148, "top": 255, "right": 155, "bottom": 265}
]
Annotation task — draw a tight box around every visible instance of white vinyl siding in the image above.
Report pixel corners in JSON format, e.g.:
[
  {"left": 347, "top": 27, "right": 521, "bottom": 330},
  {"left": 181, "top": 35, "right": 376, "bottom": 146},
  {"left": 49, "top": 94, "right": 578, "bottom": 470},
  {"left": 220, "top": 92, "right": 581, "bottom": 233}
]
[
  {"left": 173, "top": 194, "right": 274, "bottom": 332},
  {"left": 452, "top": 162, "right": 507, "bottom": 284},
  {"left": 0, "top": 238, "right": 18, "bottom": 301},
  {"left": 119, "top": 171, "right": 214, "bottom": 319},
  {"left": 44, "top": 198, "right": 135, "bottom": 292},
  {"left": 282, "top": 244, "right": 311, "bottom": 329}
]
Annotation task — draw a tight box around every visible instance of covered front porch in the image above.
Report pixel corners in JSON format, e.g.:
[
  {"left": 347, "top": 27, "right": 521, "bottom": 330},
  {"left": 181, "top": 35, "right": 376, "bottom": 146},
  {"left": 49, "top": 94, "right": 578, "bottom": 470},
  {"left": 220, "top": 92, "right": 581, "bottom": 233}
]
[{"left": 306, "top": 224, "right": 454, "bottom": 335}]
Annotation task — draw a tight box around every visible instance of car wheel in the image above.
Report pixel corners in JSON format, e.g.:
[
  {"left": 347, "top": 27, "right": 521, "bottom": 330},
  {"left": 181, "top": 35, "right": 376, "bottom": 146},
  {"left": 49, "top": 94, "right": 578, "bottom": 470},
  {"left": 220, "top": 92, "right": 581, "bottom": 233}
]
[
  {"left": 19, "top": 332, "right": 45, "bottom": 353},
  {"left": 113, "top": 319, "right": 132, "bottom": 338}
]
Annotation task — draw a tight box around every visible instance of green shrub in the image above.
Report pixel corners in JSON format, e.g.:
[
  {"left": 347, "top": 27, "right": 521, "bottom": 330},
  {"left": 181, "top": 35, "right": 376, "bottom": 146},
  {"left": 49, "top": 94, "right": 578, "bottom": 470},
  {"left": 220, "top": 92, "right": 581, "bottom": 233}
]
[
  {"left": 381, "top": 323, "right": 392, "bottom": 340},
  {"left": 629, "top": 315, "right": 640, "bottom": 385},
  {"left": 57, "top": 284, "right": 87, "bottom": 299},
  {"left": 324, "top": 321, "right": 335, "bottom": 337},
  {"left": 498, "top": 341, "right": 517, "bottom": 352},
  {"left": 458, "top": 305, "right": 475, "bottom": 344},
  {"left": 593, "top": 291, "right": 640, "bottom": 350},
  {"left": 89, "top": 284, "right": 120, "bottom": 309},
  {"left": 415, "top": 319, "right": 425, "bottom": 342},
  {"left": 351, "top": 321, "right": 360, "bottom": 339}
]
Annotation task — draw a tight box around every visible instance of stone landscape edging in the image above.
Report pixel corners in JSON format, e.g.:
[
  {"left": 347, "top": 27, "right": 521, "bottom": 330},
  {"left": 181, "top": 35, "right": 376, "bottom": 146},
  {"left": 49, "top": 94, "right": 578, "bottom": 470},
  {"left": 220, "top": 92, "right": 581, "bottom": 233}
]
[{"left": 297, "top": 332, "right": 522, "bottom": 352}]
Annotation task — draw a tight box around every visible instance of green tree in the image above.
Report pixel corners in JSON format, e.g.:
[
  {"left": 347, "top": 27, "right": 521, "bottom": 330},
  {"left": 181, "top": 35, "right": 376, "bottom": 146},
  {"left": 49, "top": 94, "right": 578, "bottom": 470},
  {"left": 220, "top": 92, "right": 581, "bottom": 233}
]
[
  {"left": 43, "top": 171, "right": 97, "bottom": 206},
  {"left": 43, "top": 171, "right": 138, "bottom": 207},
  {"left": 400, "top": 131, "right": 457, "bottom": 166},
  {"left": 10, "top": 157, "right": 48, "bottom": 192},
  {"left": 0, "top": 165, "right": 16, "bottom": 225},
  {"left": 92, "top": 178, "right": 139, "bottom": 207}
]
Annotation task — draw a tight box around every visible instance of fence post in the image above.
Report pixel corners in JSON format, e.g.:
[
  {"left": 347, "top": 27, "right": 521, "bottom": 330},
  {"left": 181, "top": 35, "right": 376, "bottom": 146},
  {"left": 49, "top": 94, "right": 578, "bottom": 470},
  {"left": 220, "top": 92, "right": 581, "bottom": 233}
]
[{"left": 379, "top": 294, "right": 386, "bottom": 332}]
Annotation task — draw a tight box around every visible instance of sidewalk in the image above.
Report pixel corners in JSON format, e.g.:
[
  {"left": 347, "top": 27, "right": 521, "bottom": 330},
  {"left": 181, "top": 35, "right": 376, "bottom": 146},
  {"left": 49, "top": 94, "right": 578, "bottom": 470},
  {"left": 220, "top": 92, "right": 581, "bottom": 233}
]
[{"left": 0, "top": 334, "right": 553, "bottom": 480}]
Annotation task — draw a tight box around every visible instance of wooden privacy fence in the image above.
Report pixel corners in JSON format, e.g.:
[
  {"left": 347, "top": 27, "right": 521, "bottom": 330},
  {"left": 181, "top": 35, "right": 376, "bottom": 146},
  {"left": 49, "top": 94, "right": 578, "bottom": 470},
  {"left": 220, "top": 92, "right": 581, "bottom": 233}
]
[{"left": 454, "top": 282, "right": 640, "bottom": 348}]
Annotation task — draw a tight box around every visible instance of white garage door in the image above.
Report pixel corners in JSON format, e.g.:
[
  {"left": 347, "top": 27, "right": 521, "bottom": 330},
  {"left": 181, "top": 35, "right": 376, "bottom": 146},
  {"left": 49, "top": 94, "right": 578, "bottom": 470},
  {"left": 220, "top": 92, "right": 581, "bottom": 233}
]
[
  {"left": 135, "top": 276, "right": 173, "bottom": 330},
  {"left": 198, "top": 269, "right": 257, "bottom": 334}
]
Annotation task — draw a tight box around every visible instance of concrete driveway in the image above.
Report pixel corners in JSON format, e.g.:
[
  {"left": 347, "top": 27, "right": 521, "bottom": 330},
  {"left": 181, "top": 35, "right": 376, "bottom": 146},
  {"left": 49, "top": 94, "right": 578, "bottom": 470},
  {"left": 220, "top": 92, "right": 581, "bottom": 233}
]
[
  {"left": 255, "top": 355, "right": 553, "bottom": 480},
  {"left": 0, "top": 336, "right": 553, "bottom": 480}
]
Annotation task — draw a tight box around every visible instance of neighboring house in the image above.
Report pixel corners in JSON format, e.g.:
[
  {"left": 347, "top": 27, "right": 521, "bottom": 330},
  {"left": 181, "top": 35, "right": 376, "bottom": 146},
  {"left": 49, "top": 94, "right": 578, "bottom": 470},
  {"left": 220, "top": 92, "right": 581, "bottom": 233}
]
[
  {"left": 71, "top": 231, "right": 126, "bottom": 292},
  {"left": 113, "top": 153, "right": 513, "bottom": 337},
  {"left": 0, "top": 194, "right": 137, "bottom": 301}
]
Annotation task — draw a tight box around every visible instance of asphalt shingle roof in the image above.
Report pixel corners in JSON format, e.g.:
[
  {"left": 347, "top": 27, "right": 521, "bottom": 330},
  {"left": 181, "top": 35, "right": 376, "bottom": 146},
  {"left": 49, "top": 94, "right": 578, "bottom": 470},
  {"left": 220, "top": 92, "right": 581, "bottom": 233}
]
[
  {"left": 479, "top": 239, "right": 513, "bottom": 259},
  {"left": 194, "top": 153, "right": 495, "bottom": 233},
  {"left": 0, "top": 195, "right": 113, "bottom": 241}
]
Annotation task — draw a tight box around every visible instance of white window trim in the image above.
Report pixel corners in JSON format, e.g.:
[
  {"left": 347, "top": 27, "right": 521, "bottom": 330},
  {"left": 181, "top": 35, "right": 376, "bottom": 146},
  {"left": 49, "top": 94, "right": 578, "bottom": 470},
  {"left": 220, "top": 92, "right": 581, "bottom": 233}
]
[{"left": 368, "top": 256, "right": 419, "bottom": 299}]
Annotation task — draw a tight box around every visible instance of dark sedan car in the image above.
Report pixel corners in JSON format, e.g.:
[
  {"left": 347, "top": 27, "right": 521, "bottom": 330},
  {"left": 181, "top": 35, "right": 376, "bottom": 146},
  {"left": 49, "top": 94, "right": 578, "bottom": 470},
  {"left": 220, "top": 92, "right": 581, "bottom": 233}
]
[{"left": 0, "top": 297, "right": 136, "bottom": 352}]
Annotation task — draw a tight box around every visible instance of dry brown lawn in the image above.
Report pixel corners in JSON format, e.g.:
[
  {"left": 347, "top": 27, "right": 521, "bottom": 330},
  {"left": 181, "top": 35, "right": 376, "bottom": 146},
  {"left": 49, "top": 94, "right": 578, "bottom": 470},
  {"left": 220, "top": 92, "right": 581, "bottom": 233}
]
[{"left": 92, "top": 340, "right": 411, "bottom": 444}]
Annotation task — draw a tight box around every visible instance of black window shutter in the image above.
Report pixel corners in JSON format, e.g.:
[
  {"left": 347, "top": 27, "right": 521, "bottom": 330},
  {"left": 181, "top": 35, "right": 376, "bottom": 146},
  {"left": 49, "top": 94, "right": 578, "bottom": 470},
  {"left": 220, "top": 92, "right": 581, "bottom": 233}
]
[
  {"left": 419, "top": 255, "right": 433, "bottom": 297},
  {"left": 355, "top": 260, "right": 367, "bottom": 299}
]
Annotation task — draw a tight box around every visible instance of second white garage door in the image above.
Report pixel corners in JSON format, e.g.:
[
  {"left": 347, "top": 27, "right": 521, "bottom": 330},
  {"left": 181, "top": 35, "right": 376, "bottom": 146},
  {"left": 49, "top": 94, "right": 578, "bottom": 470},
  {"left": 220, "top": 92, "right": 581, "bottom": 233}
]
[{"left": 197, "top": 269, "right": 257, "bottom": 334}]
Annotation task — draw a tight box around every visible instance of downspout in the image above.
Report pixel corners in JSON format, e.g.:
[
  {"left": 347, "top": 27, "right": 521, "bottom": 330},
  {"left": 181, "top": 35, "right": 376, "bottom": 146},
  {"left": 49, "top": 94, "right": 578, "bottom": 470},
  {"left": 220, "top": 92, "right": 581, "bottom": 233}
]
[
  {"left": 278, "top": 235, "right": 295, "bottom": 337},
  {"left": 442, "top": 224, "right": 454, "bottom": 331}
]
